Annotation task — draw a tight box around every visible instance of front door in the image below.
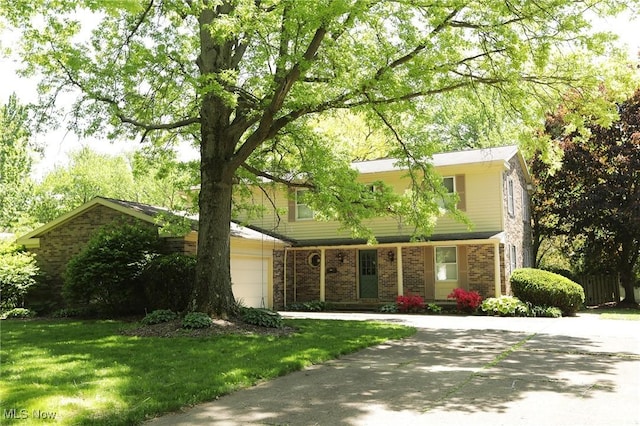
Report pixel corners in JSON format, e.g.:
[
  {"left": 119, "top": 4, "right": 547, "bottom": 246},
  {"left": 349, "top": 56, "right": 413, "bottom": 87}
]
[{"left": 359, "top": 250, "right": 378, "bottom": 298}]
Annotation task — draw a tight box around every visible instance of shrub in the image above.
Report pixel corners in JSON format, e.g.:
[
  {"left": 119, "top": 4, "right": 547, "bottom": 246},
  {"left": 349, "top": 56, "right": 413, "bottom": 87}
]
[
  {"left": 481, "top": 296, "right": 530, "bottom": 317},
  {"left": 529, "top": 304, "right": 563, "bottom": 318},
  {"left": 239, "top": 307, "right": 283, "bottom": 328},
  {"left": 511, "top": 268, "right": 585, "bottom": 316},
  {"left": 0, "top": 242, "right": 39, "bottom": 309},
  {"left": 286, "top": 301, "right": 331, "bottom": 311},
  {"left": 50, "top": 307, "right": 98, "bottom": 318},
  {"left": 141, "top": 253, "right": 196, "bottom": 312},
  {"left": 426, "top": 303, "right": 443, "bottom": 314},
  {"left": 395, "top": 294, "right": 425, "bottom": 313},
  {"left": 447, "top": 288, "right": 482, "bottom": 313},
  {"left": 1, "top": 307, "right": 36, "bottom": 319},
  {"left": 141, "top": 309, "right": 178, "bottom": 325},
  {"left": 379, "top": 303, "right": 398, "bottom": 313},
  {"left": 182, "top": 312, "right": 212, "bottom": 329},
  {"left": 63, "top": 222, "right": 161, "bottom": 315}
]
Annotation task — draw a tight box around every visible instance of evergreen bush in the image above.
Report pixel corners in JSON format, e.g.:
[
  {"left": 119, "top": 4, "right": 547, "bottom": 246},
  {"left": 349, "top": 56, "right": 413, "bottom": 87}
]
[
  {"left": 510, "top": 268, "right": 585, "bottom": 316},
  {"left": 63, "top": 221, "right": 161, "bottom": 315},
  {"left": 141, "top": 253, "right": 196, "bottom": 312}
]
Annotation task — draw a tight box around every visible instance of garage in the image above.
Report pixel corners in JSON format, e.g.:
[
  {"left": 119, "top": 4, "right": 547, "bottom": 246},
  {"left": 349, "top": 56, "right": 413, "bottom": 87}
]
[{"left": 231, "top": 256, "right": 270, "bottom": 308}]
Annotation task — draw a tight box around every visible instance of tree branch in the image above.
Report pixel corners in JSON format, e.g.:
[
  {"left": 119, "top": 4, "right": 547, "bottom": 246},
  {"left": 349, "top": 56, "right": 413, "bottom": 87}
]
[{"left": 241, "top": 163, "right": 315, "bottom": 189}]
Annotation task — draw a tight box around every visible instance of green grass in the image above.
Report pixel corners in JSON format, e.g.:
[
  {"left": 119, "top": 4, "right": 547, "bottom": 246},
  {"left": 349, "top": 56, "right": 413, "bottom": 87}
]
[
  {"left": 0, "top": 319, "right": 414, "bottom": 425},
  {"left": 582, "top": 308, "right": 640, "bottom": 321}
]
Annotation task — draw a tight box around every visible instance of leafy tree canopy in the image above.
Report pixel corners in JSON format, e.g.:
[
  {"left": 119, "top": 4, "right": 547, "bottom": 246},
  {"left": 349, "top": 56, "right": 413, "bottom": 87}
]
[
  {"left": 532, "top": 88, "right": 640, "bottom": 305},
  {"left": 3, "top": 0, "right": 639, "bottom": 316},
  {"left": 0, "top": 94, "right": 37, "bottom": 231}
]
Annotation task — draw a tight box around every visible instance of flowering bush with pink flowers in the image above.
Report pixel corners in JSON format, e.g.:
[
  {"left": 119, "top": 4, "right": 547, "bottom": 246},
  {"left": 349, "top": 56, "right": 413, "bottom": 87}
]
[
  {"left": 447, "top": 288, "right": 482, "bottom": 313},
  {"left": 395, "top": 294, "right": 425, "bottom": 313}
]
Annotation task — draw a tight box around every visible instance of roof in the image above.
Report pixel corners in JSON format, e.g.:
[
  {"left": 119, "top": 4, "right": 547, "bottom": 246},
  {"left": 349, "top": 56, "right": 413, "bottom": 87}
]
[
  {"left": 17, "top": 197, "right": 285, "bottom": 244},
  {"left": 288, "top": 231, "right": 505, "bottom": 247},
  {"left": 352, "top": 145, "right": 523, "bottom": 174}
]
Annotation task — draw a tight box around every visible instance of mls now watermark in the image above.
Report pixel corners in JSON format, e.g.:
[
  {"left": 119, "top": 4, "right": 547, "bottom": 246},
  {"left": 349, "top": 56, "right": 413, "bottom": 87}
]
[{"left": 3, "top": 408, "right": 57, "bottom": 421}]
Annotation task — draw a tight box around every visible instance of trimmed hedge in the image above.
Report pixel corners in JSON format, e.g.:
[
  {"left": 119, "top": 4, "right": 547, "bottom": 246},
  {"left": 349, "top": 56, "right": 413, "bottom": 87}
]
[{"left": 510, "top": 268, "right": 585, "bottom": 316}]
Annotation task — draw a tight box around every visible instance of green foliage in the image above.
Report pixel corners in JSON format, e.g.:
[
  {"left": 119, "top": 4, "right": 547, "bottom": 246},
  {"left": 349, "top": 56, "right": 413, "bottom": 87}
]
[
  {"left": 63, "top": 221, "right": 161, "bottom": 315},
  {"left": 379, "top": 303, "right": 398, "bottom": 313},
  {"left": 0, "top": 94, "right": 35, "bottom": 231},
  {"left": 286, "top": 301, "right": 331, "bottom": 312},
  {"left": 426, "top": 303, "right": 443, "bottom": 314},
  {"left": 239, "top": 307, "right": 283, "bottom": 329},
  {"left": 511, "top": 268, "right": 585, "bottom": 316},
  {"left": 1, "top": 307, "right": 36, "bottom": 319},
  {"left": 6, "top": 0, "right": 638, "bottom": 316},
  {"left": 50, "top": 307, "right": 98, "bottom": 318},
  {"left": 141, "top": 309, "right": 177, "bottom": 326},
  {"left": 0, "top": 242, "right": 39, "bottom": 309},
  {"left": 181, "top": 312, "right": 212, "bottom": 329},
  {"left": 529, "top": 305, "right": 563, "bottom": 318},
  {"left": 481, "top": 296, "right": 531, "bottom": 317},
  {"left": 141, "top": 253, "right": 196, "bottom": 312}
]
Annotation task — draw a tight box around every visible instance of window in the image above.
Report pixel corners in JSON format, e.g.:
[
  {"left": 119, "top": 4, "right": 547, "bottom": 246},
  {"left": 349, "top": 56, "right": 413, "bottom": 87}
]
[
  {"left": 522, "top": 189, "right": 530, "bottom": 222},
  {"left": 438, "top": 177, "right": 455, "bottom": 208},
  {"left": 295, "top": 189, "right": 314, "bottom": 220},
  {"left": 510, "top": 244, "right": 517, "bottom": 272},
  {"left": 507, "top": 179, "right": 515, "bottom": 216},
  {"left": 435, "top": 246, "right": 457, "bottom": 281}
]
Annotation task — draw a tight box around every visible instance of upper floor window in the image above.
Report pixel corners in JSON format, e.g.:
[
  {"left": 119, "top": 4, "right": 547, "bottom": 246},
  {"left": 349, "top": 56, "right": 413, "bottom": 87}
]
[
  {"left": 438, "top": 176, "right": 455, "bottom": 208},
  {"left": 522, "top": 189, "right": 530, "bottom": 222},
  {"left": 295, "top": 189, "right": 314, "bottom": 220},
  {"left": 435, "top": 246, "right": 458, "bottom": 281},
  {"left": 507, "top": 178, "right": 515, "bottom": 216}
]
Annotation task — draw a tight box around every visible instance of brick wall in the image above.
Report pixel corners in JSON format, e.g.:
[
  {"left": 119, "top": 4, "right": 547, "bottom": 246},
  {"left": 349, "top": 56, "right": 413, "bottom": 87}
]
[
  {"left": 272, "top": 242, "right": 508, "bottom": 309},
  {"left": 402, "top": 246, "right": 426, "bottom": 298},
  {"left": 503, "top": 155, "right": 533, "bottom": 279},
  {"left": 27, "top": 205, "right": 192, "bottom": 310}
]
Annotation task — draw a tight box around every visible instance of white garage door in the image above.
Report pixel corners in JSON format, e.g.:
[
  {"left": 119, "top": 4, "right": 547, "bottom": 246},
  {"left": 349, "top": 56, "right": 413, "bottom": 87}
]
[{"left": 231, "top": 256, "right": 269, "bottom": 308}]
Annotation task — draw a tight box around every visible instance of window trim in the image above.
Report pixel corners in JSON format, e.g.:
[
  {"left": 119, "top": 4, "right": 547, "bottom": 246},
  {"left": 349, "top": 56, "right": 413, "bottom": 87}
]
[{"left": 435, "top": 246, "right": 458, "bottom": 282}]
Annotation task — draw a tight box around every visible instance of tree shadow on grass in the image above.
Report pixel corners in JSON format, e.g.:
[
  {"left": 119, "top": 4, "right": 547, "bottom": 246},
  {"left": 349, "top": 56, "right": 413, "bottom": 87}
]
[{"left": 149, "top": 326, "right": 639, "bottom": 425}]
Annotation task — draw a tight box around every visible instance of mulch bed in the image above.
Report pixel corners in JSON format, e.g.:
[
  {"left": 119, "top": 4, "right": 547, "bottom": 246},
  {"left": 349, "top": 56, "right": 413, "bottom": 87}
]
[{"left": 121, "top": 318, "right": 296, "bottom": 338}]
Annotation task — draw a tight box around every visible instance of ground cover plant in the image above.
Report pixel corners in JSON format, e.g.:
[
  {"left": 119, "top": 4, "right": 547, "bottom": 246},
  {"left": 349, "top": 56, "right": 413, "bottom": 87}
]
[{"left": 1, "top": 319, "right": 414, "bottom": 425}]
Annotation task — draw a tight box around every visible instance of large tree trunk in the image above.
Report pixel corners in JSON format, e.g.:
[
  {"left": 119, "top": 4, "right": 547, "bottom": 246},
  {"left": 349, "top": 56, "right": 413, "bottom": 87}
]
[
  {"left": 191, "top": 5, "right": 241, "bottom": 317},
  {"left": 193, "top": 171, "right": 235, "bottom": 317},
  {"left": 617, "top": 239, "right": 638, "bottom": 306}
]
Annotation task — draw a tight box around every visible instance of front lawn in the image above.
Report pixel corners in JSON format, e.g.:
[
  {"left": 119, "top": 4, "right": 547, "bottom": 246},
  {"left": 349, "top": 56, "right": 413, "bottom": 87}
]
[{"left": 1, "top": 319, "right": 414, "bottom": 425}]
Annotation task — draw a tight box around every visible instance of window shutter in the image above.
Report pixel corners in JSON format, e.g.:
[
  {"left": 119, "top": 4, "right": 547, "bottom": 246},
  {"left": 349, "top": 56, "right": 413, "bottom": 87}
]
[
  {"left": 458, "top": 245, "right": 468, "bottom": 290},
  {"left": 288, "top": 189, "right": 296, "bottom": 222},
  {"left": 455, "top": 175, "right": 466, "bottom": 211}
]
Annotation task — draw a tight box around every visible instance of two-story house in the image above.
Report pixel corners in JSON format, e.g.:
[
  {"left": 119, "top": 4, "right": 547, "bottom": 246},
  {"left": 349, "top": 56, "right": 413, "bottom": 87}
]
[{"left": 241, "top": 145, "right": 533, "bottom": 309}]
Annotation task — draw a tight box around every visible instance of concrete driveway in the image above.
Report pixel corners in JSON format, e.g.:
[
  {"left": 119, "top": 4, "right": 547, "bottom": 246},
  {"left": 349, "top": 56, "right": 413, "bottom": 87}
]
[{"left": 147, "top": 312, "right": 640, "bottom": 425}]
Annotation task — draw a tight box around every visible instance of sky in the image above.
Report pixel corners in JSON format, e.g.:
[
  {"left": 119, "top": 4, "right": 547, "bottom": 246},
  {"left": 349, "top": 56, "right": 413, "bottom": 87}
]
[{"left": 0, "top": 9, "right": 638, "bottom": 180}]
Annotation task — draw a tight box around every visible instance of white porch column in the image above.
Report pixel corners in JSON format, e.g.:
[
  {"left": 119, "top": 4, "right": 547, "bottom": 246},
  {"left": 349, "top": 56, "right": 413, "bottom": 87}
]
[
  {"left": 320, "top": 248, "right": 326, "bottom": 301},
  {"left": 396, "top": 246, "right": 404, "bottom": 295},
  {"left": 494, "top": 241, "right": 501, "bottom": 297}
]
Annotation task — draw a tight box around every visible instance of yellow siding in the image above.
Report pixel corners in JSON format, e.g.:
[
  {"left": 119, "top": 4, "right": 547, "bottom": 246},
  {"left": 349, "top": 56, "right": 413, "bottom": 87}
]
[{"left": 239, "top": 162, "right": 505, "bottom": 241}]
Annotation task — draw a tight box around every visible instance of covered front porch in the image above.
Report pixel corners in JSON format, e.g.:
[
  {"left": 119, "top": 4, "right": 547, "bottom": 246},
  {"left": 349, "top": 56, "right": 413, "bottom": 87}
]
[{"left": 271, "top": 236, "right": 507, "bottom": 310}]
